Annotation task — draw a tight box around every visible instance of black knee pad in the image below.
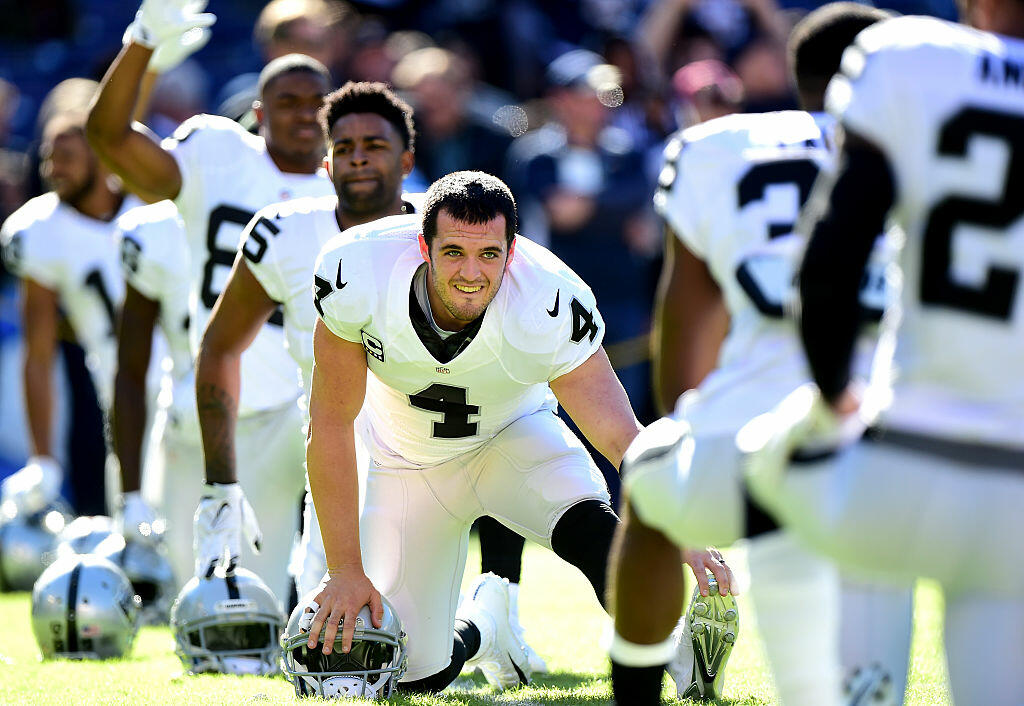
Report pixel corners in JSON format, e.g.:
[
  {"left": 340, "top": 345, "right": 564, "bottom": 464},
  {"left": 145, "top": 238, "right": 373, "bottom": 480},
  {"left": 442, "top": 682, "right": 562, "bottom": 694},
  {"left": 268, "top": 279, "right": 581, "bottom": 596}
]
[
  {"left": 550, "top": 499, "right": 619, "bottom": 609},
  {"left": 477, "top": 516, "right": 525, "bottom": 583}
]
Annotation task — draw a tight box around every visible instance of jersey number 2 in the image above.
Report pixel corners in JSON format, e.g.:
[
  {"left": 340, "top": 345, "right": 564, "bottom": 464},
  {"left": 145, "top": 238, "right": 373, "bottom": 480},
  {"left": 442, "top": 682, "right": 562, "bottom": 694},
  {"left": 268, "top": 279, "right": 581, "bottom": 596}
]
[
  {"left": 409, "top": 383, "right": 479, "bottom": 439},
  {"left": 920, "top": 107, "right": 1023, "bottom": 320}
]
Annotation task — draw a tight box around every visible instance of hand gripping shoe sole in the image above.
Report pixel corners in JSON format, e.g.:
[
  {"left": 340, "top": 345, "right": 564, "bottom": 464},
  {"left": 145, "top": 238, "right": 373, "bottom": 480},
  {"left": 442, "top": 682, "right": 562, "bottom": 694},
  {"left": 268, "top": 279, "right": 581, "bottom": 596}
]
[
  {"left": 668, "top": 575, "right": 739, "bottom": 700},
  {"left": 460, "top": 572, "right": 531, "bottom": 690}
]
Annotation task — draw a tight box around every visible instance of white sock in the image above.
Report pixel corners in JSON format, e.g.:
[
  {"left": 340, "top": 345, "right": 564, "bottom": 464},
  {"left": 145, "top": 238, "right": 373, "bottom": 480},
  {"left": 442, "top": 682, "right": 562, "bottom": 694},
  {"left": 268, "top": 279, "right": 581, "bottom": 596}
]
[
  {"left": 747, "top": 532, "right": 843, "bottom": 706},
  {"left": 508, "top": 582, "right": 521, "bottom": 625}
]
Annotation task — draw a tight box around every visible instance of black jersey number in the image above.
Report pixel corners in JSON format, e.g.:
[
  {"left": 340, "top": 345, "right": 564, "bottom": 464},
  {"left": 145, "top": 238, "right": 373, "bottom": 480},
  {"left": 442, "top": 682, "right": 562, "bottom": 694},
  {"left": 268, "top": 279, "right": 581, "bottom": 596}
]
[
  {"left": 408, "top": 383, "right": 480, "bottom": 439},
  {"left": 84, "top": 269, "right": 118, "bottom": 337},
  {"left": 920, "top": 107, "right": 1024, "bottom": 320},
  {"left": 734, "top": 159, "right": 821, "bottom": 317},
  {"left": 201, "top": 205, "right": 284, "bottom": 325}
]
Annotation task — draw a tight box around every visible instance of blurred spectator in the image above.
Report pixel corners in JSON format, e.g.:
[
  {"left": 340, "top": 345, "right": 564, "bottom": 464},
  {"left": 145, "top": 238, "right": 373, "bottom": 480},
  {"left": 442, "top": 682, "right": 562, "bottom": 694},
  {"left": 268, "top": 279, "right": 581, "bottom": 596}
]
[
  {"left": 0, "top": 79, "right": 28, "bottom": 228},
  {"left": 145, "top": 60, "right": 210, "bottom": 138},
  {"left": 671, "top": 58, "right": 744, "bottom": 127},
  {"left": 637, "top": 0, "right": 788, "bottom": 76},
  {"left": 392, "top": 47, "right": 513, "bottom": 182},
  {"left": 733, "top": 36, "right": 797, "bottom": 111},
  {"left": 506, "top": 48, "right": 659, "bottom": 460},
  {"left": 254, "top": 0, "right": 358, "bottom": 79}
]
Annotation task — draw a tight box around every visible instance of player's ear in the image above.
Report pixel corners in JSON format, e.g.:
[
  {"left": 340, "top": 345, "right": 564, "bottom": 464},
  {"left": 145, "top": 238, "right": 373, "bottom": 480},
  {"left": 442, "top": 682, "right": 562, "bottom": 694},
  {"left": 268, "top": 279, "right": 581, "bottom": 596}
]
[
  {"left": 401, "top": 150, "right": 414, "bottom": 178},
  {"left": 253, "top": 100, "right": 264, "bottom": 126},
  {"left": 505, "top": 236, "right": 516, "bottom": 269},
  {"left": 418, "top": 234, "right": 430, "bottom": 262},
  {"left": 323, "top": 145, "right": 332, "bottom": 176}
]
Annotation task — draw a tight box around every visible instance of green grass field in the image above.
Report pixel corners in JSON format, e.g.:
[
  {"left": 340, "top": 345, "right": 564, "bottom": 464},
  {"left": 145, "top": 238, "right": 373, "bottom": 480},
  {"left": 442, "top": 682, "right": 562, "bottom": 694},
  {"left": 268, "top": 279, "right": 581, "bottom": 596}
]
[{"left": 0, "top": 541, "right": 951, "bottom": 705}]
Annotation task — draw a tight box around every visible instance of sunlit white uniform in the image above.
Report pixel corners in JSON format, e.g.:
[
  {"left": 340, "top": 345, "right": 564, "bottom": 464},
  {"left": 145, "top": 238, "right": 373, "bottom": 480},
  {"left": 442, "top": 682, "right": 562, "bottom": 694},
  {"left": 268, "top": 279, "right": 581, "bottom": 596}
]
[
  {"left": 758, "top": 18, "right": 1024, "bottom": 706},
  {"left": 1, "top": 192, "right": 145, "bottom": 512},
  {"left": 241, "top": 194, "right": 421, "bottom": 596},
  {"left": 164, "top": 114, "right": 333, "bottom": 598},
  {"left": 632, "top": 111, "right": 908, "bottom": 705},
  {"left": 115, "top": 200, "right": 198, "bottom": 587},
  {"left": 1, "top": 192, "right": 140, "bottom": 410},
  {"left": 314, "top": 214, "right": 611, "bottom": 680}
]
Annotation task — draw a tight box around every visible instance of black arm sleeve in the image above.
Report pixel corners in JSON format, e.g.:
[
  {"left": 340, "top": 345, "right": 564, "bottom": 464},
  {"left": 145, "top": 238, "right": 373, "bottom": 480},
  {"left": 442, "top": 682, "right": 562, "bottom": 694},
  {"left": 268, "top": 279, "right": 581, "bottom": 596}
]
[{"left": 798, "top": 132, "right": 896, "bottom": 403}]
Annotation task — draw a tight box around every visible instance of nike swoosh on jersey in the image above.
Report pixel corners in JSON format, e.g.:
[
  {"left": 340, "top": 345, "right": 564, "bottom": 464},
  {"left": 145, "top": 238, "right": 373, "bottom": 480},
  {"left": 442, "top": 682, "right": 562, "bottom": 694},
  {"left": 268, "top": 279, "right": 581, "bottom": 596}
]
[
  {"left": 547, "top": 289, "right": 560, "bottom": 317},
  {"left": 336, "top": 260, "right": 347, "bottom": 289}
]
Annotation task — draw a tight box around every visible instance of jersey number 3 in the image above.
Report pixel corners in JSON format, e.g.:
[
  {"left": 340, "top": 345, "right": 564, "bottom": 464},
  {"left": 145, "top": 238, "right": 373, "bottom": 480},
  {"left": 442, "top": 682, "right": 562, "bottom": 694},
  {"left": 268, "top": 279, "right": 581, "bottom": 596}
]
[{"left": 409, "top": 383, "right": 479, "bottom": 439}]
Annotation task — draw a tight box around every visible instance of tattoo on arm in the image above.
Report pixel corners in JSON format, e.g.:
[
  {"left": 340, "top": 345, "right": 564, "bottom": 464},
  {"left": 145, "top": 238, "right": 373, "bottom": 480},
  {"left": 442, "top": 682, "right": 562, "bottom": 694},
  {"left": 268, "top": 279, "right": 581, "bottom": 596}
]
[{"left": 196, "top": 382, "right": 238, "bottom": 484}]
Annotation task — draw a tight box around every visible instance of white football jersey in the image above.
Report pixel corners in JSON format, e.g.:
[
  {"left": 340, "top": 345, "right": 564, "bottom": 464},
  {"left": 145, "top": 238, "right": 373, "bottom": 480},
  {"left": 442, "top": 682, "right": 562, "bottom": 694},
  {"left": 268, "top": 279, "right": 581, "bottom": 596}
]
[
  {"left": 654, "top": 111, "right": 890, "bottom": 434},
  {"left": 314, "top": 214, "right": 605, "bottom": 467},
  {"left": 1, "top": 192, "right": 141, "bottom": 410},
  {"left": 163, "top": 114, "right": 334, "bottom": 414},
  {"left": 114, "top": 201, "right": 197, "bottom": 436},
  {"left": 242, "top": 194, "right": 423, "bottom": 399},
  {"left": 827, "top": 17, "right": 1024, "bottom": 445}
]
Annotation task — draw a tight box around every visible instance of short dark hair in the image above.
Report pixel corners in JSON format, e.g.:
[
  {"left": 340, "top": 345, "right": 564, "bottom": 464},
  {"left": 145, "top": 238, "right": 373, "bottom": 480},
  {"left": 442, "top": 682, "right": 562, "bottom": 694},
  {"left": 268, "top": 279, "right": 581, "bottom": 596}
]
[
  {"left": 421, "top": 171, "right": 517, "bottom": 249},
  {"left": 318, "top": 81, "right": 415, "bottom": 152},
  {"left": 788, "top": 3, "right": 892, "bottom": 104},
  {"left": 257, "top": 53, "right": 332, "bottom": 97}
]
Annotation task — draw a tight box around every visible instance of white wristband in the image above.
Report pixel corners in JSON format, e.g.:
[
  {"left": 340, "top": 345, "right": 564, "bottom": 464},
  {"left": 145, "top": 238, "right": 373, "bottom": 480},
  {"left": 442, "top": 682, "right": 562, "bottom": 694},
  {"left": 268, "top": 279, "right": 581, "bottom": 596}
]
[{"left": 603, "top": 623, "right": 677, "bottom": 667}]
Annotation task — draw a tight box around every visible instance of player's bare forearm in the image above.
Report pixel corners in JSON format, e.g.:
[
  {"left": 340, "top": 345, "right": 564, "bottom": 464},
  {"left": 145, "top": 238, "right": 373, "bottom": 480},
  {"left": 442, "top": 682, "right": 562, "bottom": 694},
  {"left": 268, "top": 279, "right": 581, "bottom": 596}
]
[
  {"left": 194, "top": 258, "right": 279, "bottom": 485},
  {"left": 23, "top": 358, "right": 54, "bottom": 457},
  {"left": 112, "top": 285, "right": 159, "bottom": 494},
  {"left": 307, "top": 320, "right": 369, "bottom": 571},
  {"left": 652, "top": 230, "right": 728, "bottom": 414},
  {"left": 551, "top": 347, "right": 643, "bottom": 469},
  {"left": 609, "top": 499, "right": 685, "bottom": 643},
  {"left": 21, "top": 279, "right": 59, "bottom": 456},
  {"left": 195, "top": 364, "right": 239, "bottom": 485},
  {"left": 87, "top": 42, "right": 182, "bottom": 201}
]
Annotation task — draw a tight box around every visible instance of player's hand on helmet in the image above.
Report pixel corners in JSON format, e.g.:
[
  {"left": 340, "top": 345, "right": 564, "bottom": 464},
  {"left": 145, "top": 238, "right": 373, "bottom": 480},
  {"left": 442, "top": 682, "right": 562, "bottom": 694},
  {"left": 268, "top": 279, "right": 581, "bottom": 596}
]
[
  {"left": 116, "top": 490, "right": 164, "bottom": 547},
  {"left": 0, "top": 455, "right": 63, "bottom": 516},
  {"left": 304, "top": 567, "right": 384, "bottom": 656},
  {"left": 123, "top": 0, "right": 216, "bottom": 51},
  {"left": 193, "top": 482, "right": 262, "bottom": 578},
  {"left": 683, "top": 546, "right": 736, "bottom": 597}
]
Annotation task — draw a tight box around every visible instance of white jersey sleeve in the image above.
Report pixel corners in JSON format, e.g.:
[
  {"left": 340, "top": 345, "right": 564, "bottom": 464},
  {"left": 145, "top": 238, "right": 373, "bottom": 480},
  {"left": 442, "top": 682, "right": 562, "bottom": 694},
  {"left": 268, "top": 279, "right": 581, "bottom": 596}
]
[
  {"left": 654, "top": 134, "right": 707, "bottom": 257},
  {"left": 313, "top": 235, "right": 379, "bottom": 344},
  {"left": 116, "top": 201, "right": 185, "bottom": 302},
  {"left": 500, "top": 237, "right": 606, "bottom": 382},
  {"left": 243, "top": 195, "right": 335, "bottom": 305},
  {"left": 1, "top": 193, "right": 65, "bottom": 290}
]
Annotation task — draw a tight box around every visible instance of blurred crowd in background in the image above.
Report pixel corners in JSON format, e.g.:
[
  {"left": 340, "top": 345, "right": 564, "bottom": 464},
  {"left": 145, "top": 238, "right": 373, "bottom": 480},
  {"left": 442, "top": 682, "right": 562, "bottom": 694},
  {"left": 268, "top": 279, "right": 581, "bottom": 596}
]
[{"left": 0, "top": 0, "right": 956, "bottom": 507}]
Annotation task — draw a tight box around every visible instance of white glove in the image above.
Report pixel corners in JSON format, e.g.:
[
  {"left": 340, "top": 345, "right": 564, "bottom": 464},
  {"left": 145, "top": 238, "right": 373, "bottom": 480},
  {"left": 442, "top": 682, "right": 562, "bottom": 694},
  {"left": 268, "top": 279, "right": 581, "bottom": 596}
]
[
  {"left": 148, "top": 23, "right": 212, "bottom": 73},
  {"left": 117, "top": 491, "right": 164, "bottom": 546},
  {"left": 193, "top": 482, "right": 262, "bottom": 578},
  {"left": 0, "top": 456, "right": 63, "bottom": 516},
  {"left": 123, "top": 0, "right": 216, "bottom": 51}
]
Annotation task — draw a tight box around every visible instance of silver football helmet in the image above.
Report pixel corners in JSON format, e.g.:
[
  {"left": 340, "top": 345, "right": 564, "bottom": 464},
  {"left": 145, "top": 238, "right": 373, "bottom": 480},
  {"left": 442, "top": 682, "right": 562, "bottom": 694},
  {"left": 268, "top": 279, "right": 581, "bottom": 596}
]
[
  {"left": 281, "top": 591, "right": 408, "bottom": 699},
  {"left": 96, "top": 533, "right": 176, "bottom": 624},
  {"left": 56, "top": 515, "right": 117, "bottom": 557},
  {"left": 170, "top": 567, "right": 283, "bottom": 676},
  {"left": 31, "top": 553, "right": 142, "bottom": 659},
  {"left": 0, "top": 505, "right": 67, "bottom": 591}
]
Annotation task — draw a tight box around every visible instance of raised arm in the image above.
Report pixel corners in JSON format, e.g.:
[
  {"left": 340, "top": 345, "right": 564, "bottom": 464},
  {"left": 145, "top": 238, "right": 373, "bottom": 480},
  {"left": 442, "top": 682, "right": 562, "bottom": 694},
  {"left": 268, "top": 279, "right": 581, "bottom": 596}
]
[
  {"left": 304, "top": 319, "right": 383, "bottom": 655},
  {"left": 550, "top": 347, "right": 643, "bottom": 470},
  {"left": 86, "top": 0, "right": 215, "bottom": 200},
  {"left": 195, "top": 255, "right": 279, "bottom": 484},
  {"left": 651, "top": 228, "right": 729, "bottom": 415},
  {"left": 87, "top": 43, "right": 183, "bottom": 201}
]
